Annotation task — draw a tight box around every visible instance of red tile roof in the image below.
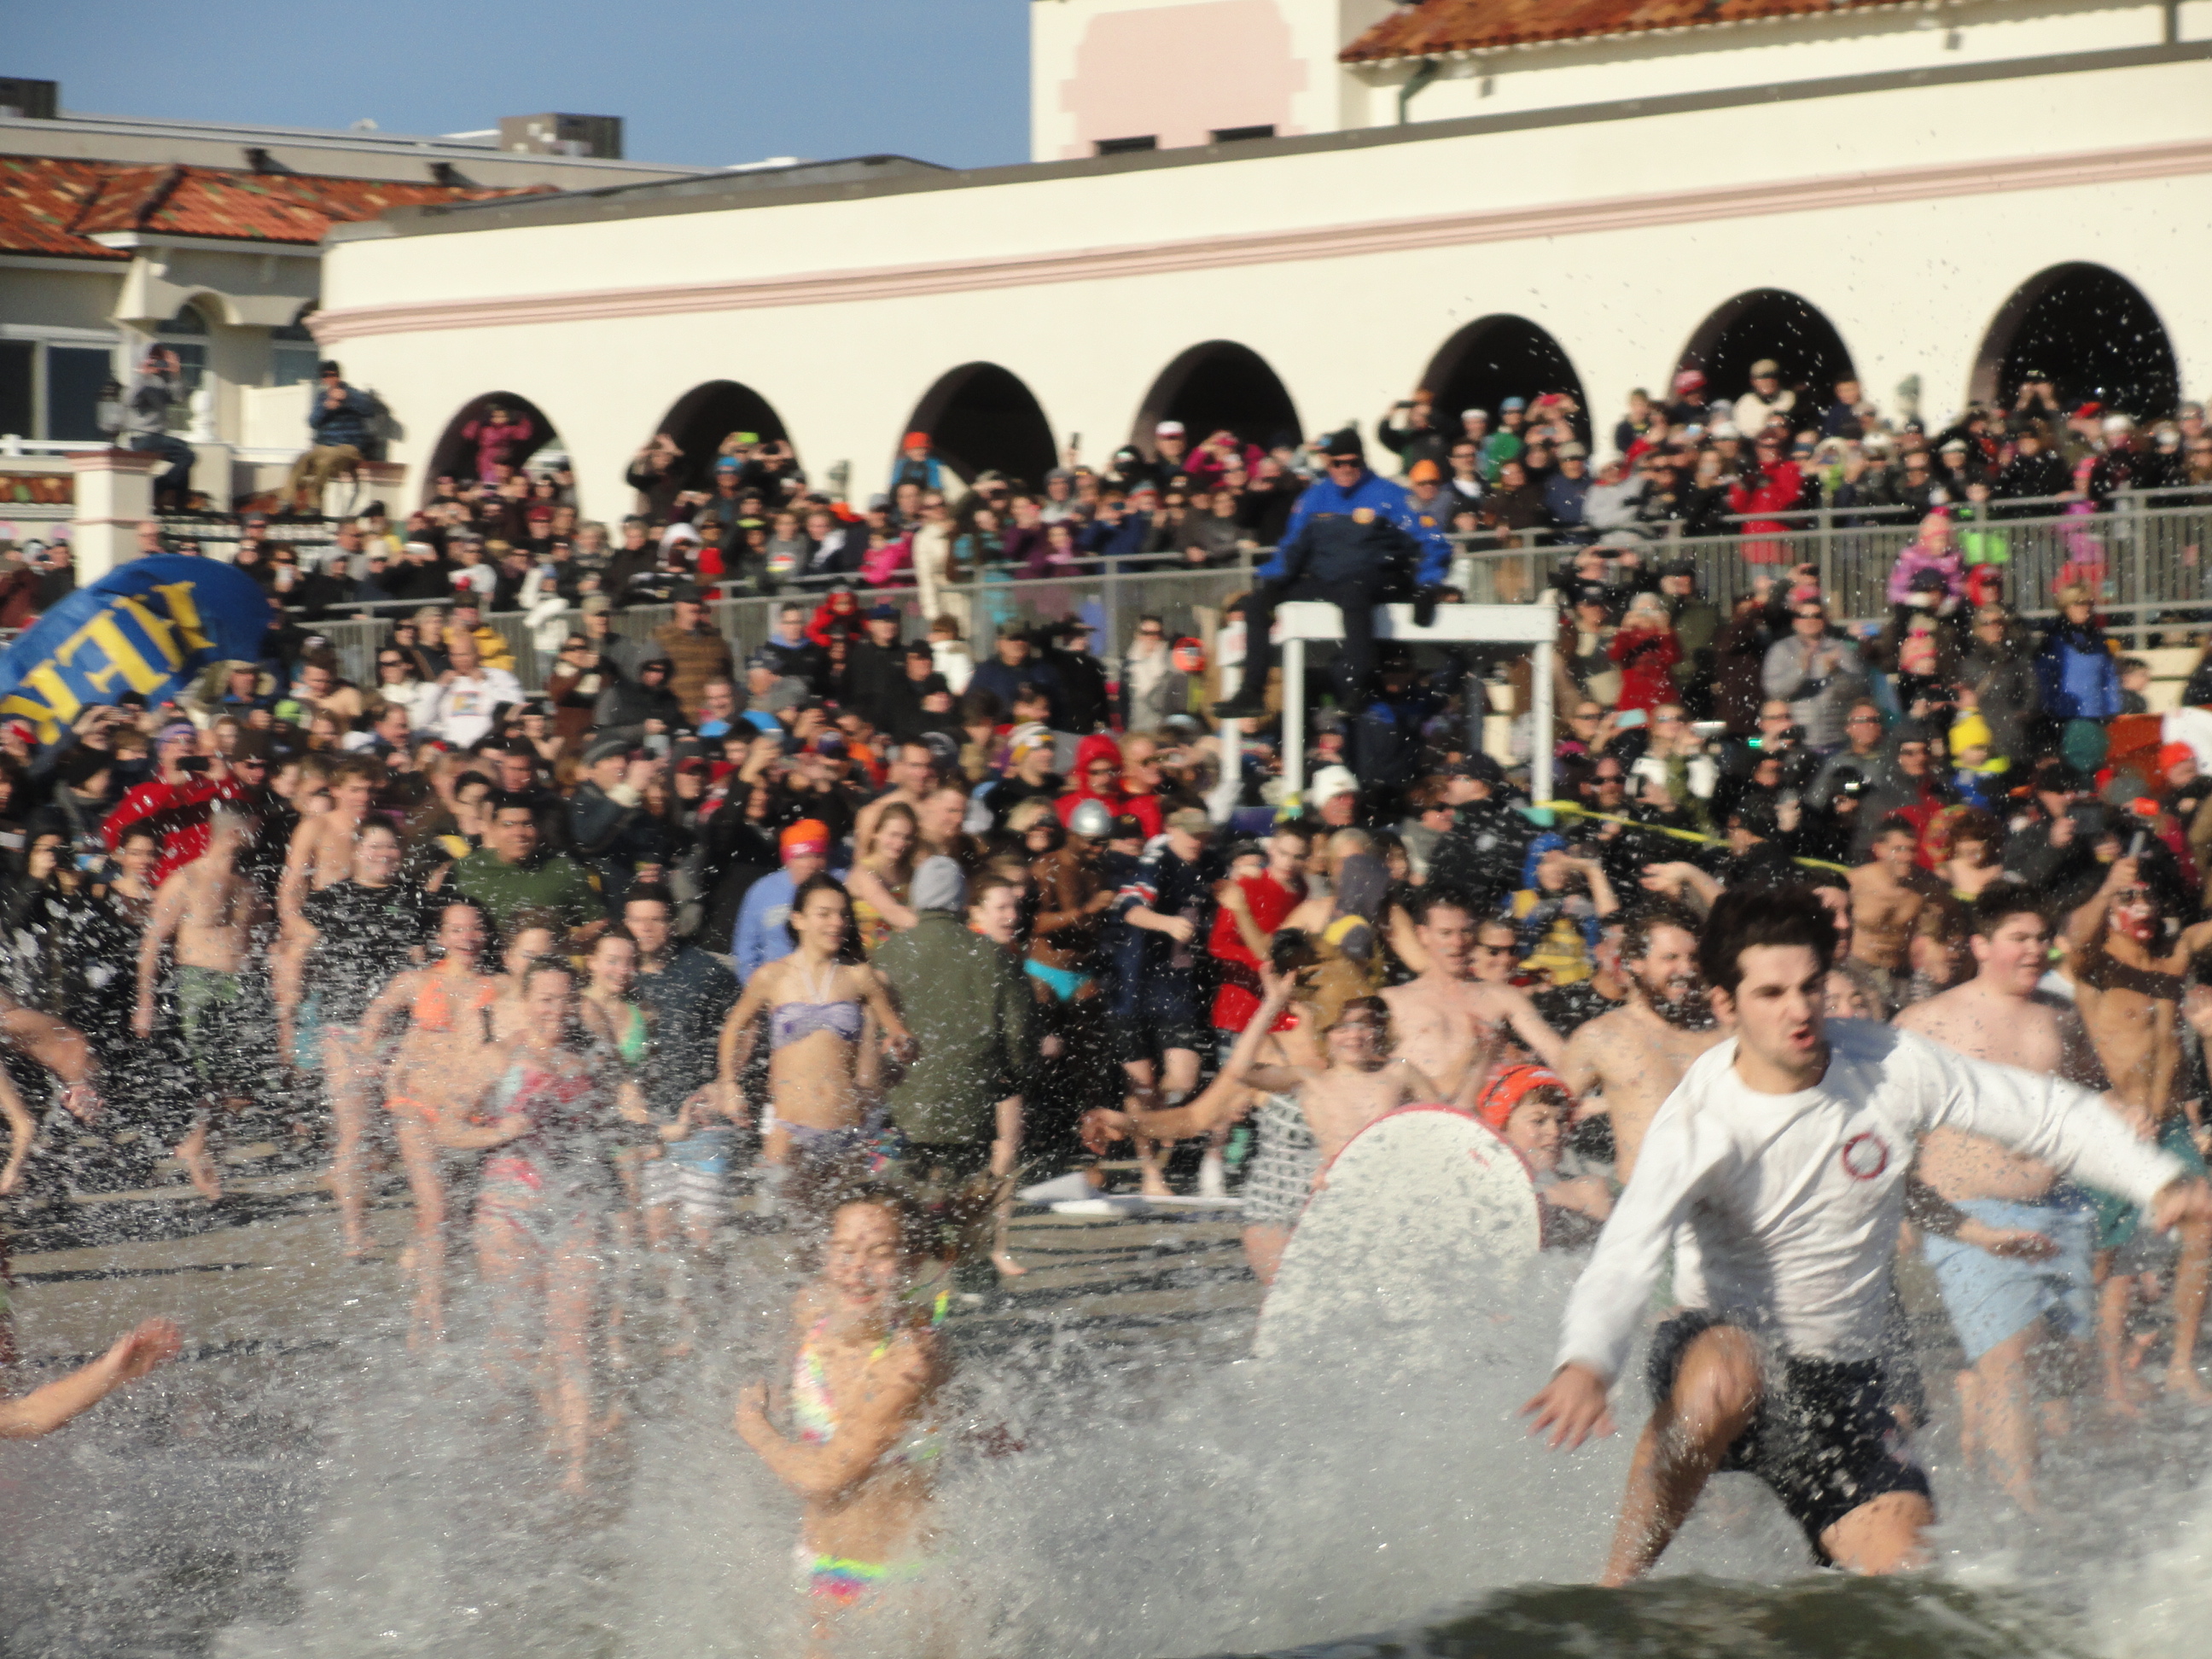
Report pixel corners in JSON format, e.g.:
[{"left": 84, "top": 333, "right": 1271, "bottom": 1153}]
[
  {"left": 0, "top": 154, "right": 539, "bottom": 261},
  {"left": 1342, "top": 0, "right": 1910, "bottom": 63}
]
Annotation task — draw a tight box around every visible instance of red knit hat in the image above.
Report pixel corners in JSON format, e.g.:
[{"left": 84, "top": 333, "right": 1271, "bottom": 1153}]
[{"left": 1470, "top": 1063, "right": 1569, "bottom": 1135}]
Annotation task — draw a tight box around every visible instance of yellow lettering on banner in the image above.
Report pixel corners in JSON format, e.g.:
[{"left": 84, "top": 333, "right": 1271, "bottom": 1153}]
[
  {"left": 111, "top": 594, "right": 189, "bottom": 670},
  {"left": 78, "top": 614, "right": 172, "bottom": 696},
  {"left": 150, "top": 583, "right": 217, "bottom": 654},
  {"left": 0, "top": 664, "right": 84, "bottom": 743}
]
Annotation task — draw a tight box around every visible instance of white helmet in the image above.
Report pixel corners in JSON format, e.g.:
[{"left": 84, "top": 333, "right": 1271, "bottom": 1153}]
[{"left": 1068, "top": 798, "right": 1114, "bottom": 840}]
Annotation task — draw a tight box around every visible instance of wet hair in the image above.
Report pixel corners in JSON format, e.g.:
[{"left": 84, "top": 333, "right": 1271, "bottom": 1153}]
[
  {"left": 487, "top": 789, "right": 537, "bottom": 821},
  {"left": 1969, "top": 882, "right": 2047, "bottom": 940},
  {"left": 435, "top": 896, "right": 489, "bottom": 936},
  {"left": 1621, "top": 903, "right": 1703, "bottom": 963},
  {"left": 832, "top": 1183, "right": 937, "bottom": 1261},
  {"left": 1407, "top": 884, "right": 1481, "bottom": 925},
  {"left": 119, "top": 824, "right": 160, "bottom": 852},
  {"left": 1697, "top": 885, "right": 1837, "bottom": 997},
  {"left": 1872, "top": 812, "right": 1918, "bottom": 841},
  {"left": 352, "top": 818, "right": 399, "bottom": 845}
]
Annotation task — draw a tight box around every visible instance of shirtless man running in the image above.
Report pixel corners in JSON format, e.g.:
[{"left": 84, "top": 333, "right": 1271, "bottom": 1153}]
[
  {"left": 1227, "top": 988, "right": 1436, "bottom": 1167},
  {"left": 135, "top": 806, "right": 268, "bottom": 1198},
  {"left": 1895, "top": 885, "right": 2107, "bottom": 1509},
  {"left": 1558, "top": 905, "right": 1721, "bottom": 1183},
  {"left": 2063, "top": 855, "right": 2212, "bottom": 1406},
  {"left": 1525, "top": 885, "right": 2209, "bottom": 1582},
  {"left": 1848, "top": 814, "right": 1945, "bottom": 1013},
  {"left": 1380, "top": 888, "right": 1564, "bottom": 1100}
]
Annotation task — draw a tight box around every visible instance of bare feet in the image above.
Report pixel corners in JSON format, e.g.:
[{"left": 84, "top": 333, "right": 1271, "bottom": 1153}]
[
  {"left": 176, "top": 1140, "right": 223, "bottom": 1202},
  {"left": 992, "top": 1250, "right": 1028, "bottom": 1278},
  {"left": 2166, "top": 1364, "right": 2212, "bottom": 1405}
]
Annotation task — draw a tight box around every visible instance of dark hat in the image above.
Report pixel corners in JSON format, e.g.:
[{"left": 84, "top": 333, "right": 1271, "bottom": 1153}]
[
  {"left": 1660, "top": 558, "right": 1697, "bottom": 579},
  {"left": 746, "top": 649, "right": 780, "bottom": 672},
  {"left": 584, "top": 736, "right": 629, "bottom": 765},
  {"left": 905, "top": 640, "right": 935, "bottom": 661},
  {"left": 318, "top": 359, "right": 341, "bottom": 375},
  {"left": 867, "top": 603, "right": 899, "bottom": 621},
  {"left": 1324, "top": 428, "right": 1365, "bottom": 460},
  {"left": 918, "top": 731, "right": 960, "bottom": 769},
  {"left": 670, "top": 582, "right": 705, "bottom": 603},
  {"left": 1109, "top": 813, "right": 1145, "bottom": 840}
]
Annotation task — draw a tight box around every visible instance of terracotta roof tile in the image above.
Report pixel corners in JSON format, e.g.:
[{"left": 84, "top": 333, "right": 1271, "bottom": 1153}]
[
  {"left": 1342, "top": 0, "right": 1910, "bottom": 63},
  {"left": 0, "top": 154, "right": 541, "bottom": 260}
]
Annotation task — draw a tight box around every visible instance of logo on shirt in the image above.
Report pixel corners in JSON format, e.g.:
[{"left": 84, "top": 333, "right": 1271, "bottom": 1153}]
[{"left": 1840, "top": 1131, "right": 1890, "bottom": 1181}]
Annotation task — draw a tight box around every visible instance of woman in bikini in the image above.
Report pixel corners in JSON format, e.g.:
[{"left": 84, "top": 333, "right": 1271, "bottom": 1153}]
[
  {"left": 736, "top": 1189, "right": 950, "bottom": 1658},
  {"left": 490, "top": 913, "right": 565, "bottom": 1041},
  {"left": 718, "top": 875, "right": 911, "bottom": 1229},
  {"left": 845, "top": 803, "right": 919, "bottom": 955},
  {"left": 439, "top": 958, "right": 643, "bottom": 1492},
  {"left": 355, "top": 899, "right": 502, "bottom": 1343}
]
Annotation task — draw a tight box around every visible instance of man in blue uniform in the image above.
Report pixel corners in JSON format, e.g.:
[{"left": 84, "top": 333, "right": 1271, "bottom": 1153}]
[{"left": 1213, "top": 429, "right": 1449, "bottom": 719}]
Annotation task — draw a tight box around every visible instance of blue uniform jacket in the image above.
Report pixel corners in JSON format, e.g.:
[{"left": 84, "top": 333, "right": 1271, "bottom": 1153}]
[{"left": 1259, "top": 469, "right": 1452, "bottom": 588}]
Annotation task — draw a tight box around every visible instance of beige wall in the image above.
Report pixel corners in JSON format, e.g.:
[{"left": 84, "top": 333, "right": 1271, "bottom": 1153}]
[{"left": 317, "top": 51, "right": 2212, "bottom": 521}]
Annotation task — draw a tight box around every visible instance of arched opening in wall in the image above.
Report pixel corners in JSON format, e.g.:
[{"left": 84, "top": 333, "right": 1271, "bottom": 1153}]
[
  {"left": 1676, "top": 290, "right": 1855, "bottom": 420},
  {"left": 1420, "top": 316, "right": 1587, "bottom": 446},
  {"left": 1132, "top": 341, "right": 1301, "bottom": 457},
  {"left": 1970, "top": 263, "right": 2179, "bottom": 419},
  {"left": 902, "top": 362, "right": 1056, "bottom": 490},
  {"left": 654, "top": 380, "right": 793, "bottom": 494},
  {"left": 422, "top": 392, "right": 559, "bottom": 501}
]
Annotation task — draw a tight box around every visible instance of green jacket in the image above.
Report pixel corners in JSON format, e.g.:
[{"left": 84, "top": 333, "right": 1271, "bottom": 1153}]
[
  {"left": 872, "top": 912, "right": 1037, "bottom": 1145},
  {"left": 450, "top": 847, "right": 601, "bottom": 934}
]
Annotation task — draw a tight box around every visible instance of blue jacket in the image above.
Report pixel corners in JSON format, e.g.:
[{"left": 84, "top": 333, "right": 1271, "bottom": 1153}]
[
  {"left": 307, "top": 383, "right": 378, "bottom": 449},
  {"left": 2034, "top": 623, "right": 2122, "bottom": 721},
  {"left": 1261, "top": 469, "right": 1450, "bottom": 588},
  {"left": 732, "top": 869, "right": 797, "bottom": 982},
  {"left": 1080, "top": 511, "right": 1154, "bottom": 562}
]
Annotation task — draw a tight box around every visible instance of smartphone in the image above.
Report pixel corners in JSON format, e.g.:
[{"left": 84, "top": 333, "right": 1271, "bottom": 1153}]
[
  {"left": 2128, "top": 829, "right": 2148, "bottom": 859},
  {"left": 178, "top": 754, "right": 211, "bottom": 775}
]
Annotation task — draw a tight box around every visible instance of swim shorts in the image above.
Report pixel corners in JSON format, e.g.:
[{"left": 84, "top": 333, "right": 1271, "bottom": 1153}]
[
  {"left": 1922, "top": 1190, "right": 2097, "bottom": 1363},
  {"left": 2090, "top": 1114, "right": 2205, "bottom": 1262},
  {"left": 795, "top": 1543, "right": 926, "bottom": 1608},
  {"left": 642, "top": 1127, "right": 736, "bottom": 1220},
  {"left": 1241, "top": 1093, "right": 1318, "bottom": 1229},
  {"left": 175, "top": 965, "right": 259, "bottom": 1099},
  {"left": 1645, "top": 1309, "right": 1930, "bottom": 1559}
]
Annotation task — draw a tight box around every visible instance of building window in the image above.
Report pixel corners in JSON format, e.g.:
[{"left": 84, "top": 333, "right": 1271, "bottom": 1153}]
[
  {"left": 1211, "top": 125, "right": 1275, "bottom": 143},
  {"left": 156, "top": 302, "right": 211, "bottom": 431},
  {"left": 271, "top": 306, "right": 319, "bottom": 387},
  {"left": 0, "top": 331, "right": 122, "bottom": 441},
  {"left": 1094, "top": 135, "right": 1158, "bottom": 156}
]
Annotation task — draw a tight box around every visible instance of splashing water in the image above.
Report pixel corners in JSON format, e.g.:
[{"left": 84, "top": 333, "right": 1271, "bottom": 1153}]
[{"left": 8, "top": 1206, "right": 2210, "bottom": 1659}]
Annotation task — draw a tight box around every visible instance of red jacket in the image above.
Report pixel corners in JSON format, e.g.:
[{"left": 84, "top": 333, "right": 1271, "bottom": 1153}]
[
  {"left": 806, "top": 595, "right": 865, "bottom": 651},
  {"left": 1607, "top": 626, "right": 1682, "bottom": 713},
  {"left": 1727, "top": 461, "right": 1803, "bottom": 564},
  {"left": 1055, "top": 733, "right": 1126, "bottom": 827},
  {"left": 1208, "top": 871, "right": 1305, "bottom": 1032},
  {"left": 102, "top": 774, "right": 244, "bottom": 883}
]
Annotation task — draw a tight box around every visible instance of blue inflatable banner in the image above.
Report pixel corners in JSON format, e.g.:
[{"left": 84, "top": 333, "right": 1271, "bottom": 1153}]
[{"left": 0, "top": 556, "right": 271, "bottom": 743}]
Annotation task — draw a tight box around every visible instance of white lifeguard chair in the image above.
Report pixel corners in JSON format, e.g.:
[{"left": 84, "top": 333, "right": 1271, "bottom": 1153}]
[{"left": 1222, "top": 602, "right": 1558, "bottom": 811}]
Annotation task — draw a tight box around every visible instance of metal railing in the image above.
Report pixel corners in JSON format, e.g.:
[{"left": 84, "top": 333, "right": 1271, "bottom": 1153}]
[
  {"left": 306, "top": 556, "right": 1262, "bottom": 690},
  {"left": 187, "top": 494, "right": 2212, "bottom": 690}
]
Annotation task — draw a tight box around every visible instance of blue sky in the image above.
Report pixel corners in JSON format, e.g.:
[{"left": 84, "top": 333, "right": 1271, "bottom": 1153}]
[{"left": 12, "top": 0, "right": 1032, "bottom": 170}]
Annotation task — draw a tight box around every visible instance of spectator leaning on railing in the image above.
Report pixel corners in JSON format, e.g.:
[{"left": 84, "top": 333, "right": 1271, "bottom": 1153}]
[{"left": 114, "top": 347, "right": 198, "bottom": 511}]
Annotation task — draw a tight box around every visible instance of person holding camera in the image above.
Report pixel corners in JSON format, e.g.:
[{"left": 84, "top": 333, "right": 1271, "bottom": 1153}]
[
  {"left": 285, "top": 362, "right": 378, "bottom": 515},
  {"left": 1761, "top": 588, "right": 1866, "bottom": 752},
  {"left": 114, "top": 348, "right": 198, "bottom": 511}
]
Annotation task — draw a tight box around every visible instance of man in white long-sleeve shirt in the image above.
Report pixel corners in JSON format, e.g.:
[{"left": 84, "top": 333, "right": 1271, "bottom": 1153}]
[{"left": 1524, "top": 887, "right": 2211, "bottom": 1583}]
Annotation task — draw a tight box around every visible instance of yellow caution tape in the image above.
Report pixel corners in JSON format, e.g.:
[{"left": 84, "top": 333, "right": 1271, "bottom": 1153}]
[{"left": 1536, "top": 800, "right": 1852, "bottom": 876}]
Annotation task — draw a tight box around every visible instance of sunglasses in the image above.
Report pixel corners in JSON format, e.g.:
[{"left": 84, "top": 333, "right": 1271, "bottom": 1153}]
[{"left": 1475, "top": 941, "right": 1515, "bottom": 955}]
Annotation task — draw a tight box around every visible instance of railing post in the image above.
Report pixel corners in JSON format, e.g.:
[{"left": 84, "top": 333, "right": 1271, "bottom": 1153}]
[
  {"left": 2128, "top": 489, "right": 2148, "bottom": 650},
  {"left": 1103, "top": 554, "right": 1121, "bottom": 684},
  {"left": 1817, "top": 504, "right": 1835, "bottom": 604},
  {"left": 1283, "top": 636, "right": 1307, "bottom": 804}
]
